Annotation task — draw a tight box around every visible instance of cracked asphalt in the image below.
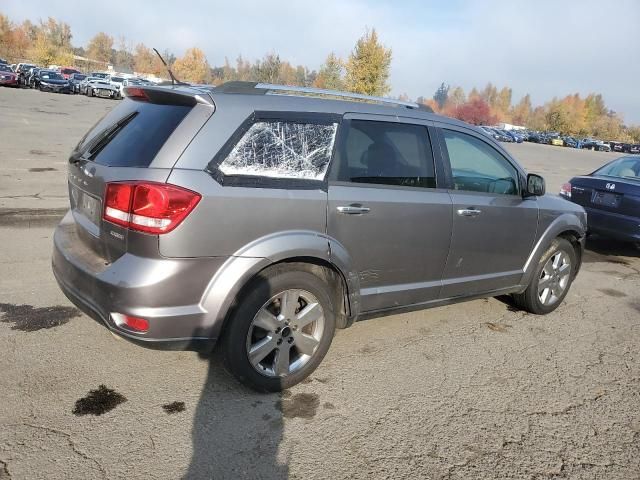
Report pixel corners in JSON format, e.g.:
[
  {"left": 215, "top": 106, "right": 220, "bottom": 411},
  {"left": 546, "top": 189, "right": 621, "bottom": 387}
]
[{"left": 1, "top": 87, "right": 639, "bottom": 479}]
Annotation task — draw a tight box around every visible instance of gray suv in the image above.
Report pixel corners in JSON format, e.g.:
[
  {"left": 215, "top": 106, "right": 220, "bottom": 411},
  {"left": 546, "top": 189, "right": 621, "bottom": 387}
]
[{"left": 52, "top": 82, "right": 587, "bottom": 391}]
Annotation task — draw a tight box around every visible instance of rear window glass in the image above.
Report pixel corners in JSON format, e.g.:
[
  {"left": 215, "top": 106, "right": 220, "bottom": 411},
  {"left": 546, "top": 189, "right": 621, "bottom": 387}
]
[{"left": 75, "top": 100, "right": 191, "bottom": 167}]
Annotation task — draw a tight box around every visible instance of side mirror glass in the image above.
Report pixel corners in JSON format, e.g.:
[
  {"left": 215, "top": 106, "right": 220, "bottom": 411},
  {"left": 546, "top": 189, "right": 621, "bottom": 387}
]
[{"left": 526, "top": 173, "right": 545, "bottom": 196}]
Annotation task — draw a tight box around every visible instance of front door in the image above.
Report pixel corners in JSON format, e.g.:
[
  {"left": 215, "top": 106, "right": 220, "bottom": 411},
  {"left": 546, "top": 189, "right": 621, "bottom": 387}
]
[
  {"left": 436, "top": 126, "right": 539, "bottom": 298},
  {"left": 327, "top": 116, "right": 452, "bottom": 312}
]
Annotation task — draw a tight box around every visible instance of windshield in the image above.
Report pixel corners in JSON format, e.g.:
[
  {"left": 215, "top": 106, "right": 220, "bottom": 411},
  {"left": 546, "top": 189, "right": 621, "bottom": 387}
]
[
  {"left": 41, "top": 72, "right": 64, "bottom": 81},
  {"left": 62, "top": 68, "right": 79, "bottom": 74},
  {"left": 595, "top": 158, "right": 640, "bottom": 179},
  {"left": 0, "top": 65, "right": 12, "bottom": 72},
  {"left": 110, "top": 77, "right": 124, "bottom": 82},
  {"left": 73, "top": 74, "right": 87, "bottom": 80}
]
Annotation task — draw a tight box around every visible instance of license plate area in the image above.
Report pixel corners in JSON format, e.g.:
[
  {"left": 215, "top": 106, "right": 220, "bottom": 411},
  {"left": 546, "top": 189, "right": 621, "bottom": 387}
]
[
  {"left": 592, "top": 190, "right": 621, "bottom": 208},
  {"left": 71, "top": 184, "right": 101, "bottom": 226}
]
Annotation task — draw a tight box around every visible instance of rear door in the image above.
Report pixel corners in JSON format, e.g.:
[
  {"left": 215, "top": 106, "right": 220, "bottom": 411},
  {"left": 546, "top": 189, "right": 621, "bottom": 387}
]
[
  {"left": 327, "top": 114, "right": 452, "bottom": 312},
  {"left": 67, "top": 90, "right": 213, "bottom": 262},
  {"left": 435, "top": 125, "right": 539, "bottom": 297}
]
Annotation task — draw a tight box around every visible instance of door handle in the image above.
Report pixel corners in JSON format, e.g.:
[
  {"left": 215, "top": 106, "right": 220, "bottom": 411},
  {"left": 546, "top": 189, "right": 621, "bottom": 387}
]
[
  {"left": 457, "top": 208, "right": 482, "bottom": 217},
  {"left": 337, "top": 205, "right": 371, "bottom": 215}
]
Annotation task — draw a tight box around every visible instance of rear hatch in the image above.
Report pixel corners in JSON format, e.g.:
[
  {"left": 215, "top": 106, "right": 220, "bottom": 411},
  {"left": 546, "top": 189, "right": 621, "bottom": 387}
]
[
  {"left": 67, "top": 86, "right": 214, "bottom": 263},
  {"left": 570, "top": 175, "right": 640, "bottom": 218}
]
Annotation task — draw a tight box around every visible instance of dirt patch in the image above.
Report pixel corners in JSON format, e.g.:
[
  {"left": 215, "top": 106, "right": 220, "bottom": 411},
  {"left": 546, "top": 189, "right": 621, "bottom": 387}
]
[
  {"left": 28, "top": 149, "right": 53, "bottom": 156},
  {"left": 279, "top": 393, "right": 320, "bottom": 419},
  {"left": 0, "top": 460, "right": 9, "bottom": 480},
  {"left": 162, "top": 401, "right": 185, "bottom": 414},
  {"left": 485, "top": 322, "right": 512, "bottom": 333},
  {"left": 0, "top": 303, "right": 80, "bottom": 332},
  {"left": 73, "top": 385, "right": 127, "bottom": 416},
  {"left": 28, "top": 167, "right": 57, "bottom": 172},
  {"left": 323, "top": 402, "right": 335, "bottom": 410},
  {"left": 598, "top": 288, "right": 627, "bottom": 298},
  {"left": 31, "top": 108, "right": 69, "bottom": 116}
]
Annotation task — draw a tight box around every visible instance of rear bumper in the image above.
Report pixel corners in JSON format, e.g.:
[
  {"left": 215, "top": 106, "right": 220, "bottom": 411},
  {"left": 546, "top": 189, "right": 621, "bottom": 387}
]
[
  {"left": 52, "top": 211, "right": 227, "bottom": 351},
  {"left": 585, "top": 206, "right": 640, "bottom": 242}
]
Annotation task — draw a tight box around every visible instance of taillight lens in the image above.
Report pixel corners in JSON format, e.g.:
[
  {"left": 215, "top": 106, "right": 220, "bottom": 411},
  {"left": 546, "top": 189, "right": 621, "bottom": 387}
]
[
  {"left": 103, "top": 182, "right": 200, "bottom": 234},
  {"left": 560, "top": 182, "right": 572, "bottom": 198}
]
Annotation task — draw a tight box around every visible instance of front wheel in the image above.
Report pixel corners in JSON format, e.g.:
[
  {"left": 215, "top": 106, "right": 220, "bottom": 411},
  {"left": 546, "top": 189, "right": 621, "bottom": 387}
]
[
  {"left": 221, "top": 266, "right": 336, "bottom": 392},
  {"left": 512, "top": 238, "right": 577, "bottom": 314}
]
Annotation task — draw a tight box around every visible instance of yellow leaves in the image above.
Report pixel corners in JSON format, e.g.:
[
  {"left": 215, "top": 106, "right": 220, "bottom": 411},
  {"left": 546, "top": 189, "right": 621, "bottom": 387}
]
[
  {"left": 345, "top": 28, "right": 392, "bottom": 96},
  {"left": 172, "top": 48, "right": 211, "bottom": 84},
  {"left": 86, "top": 32, "right": 113, "bottom": 63},
  {"left": 28, "top": 32, "right": 73, "bottom": 67}
]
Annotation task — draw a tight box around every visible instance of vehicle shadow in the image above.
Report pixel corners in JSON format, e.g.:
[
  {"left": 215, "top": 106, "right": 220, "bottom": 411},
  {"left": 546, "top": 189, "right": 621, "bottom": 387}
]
[
  {"left": 583, "top": 235, "right": 639, "bottom": 262},
  {"left": 185, "top": 353, "right": 288, "bottom": 479}
]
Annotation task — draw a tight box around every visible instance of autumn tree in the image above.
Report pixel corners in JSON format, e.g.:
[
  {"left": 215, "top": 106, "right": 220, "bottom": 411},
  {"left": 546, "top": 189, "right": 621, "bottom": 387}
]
[
  {"left": 448, "top": 86, "right": 466, "bottom": 108},
  {"left": 86, "top": 32, "right": 113, "bottom": 63},
  {"left": 451, "top": 98, "right": 497, "bottom": 125},
  {"left": 314, "top": 52, "right": 344, "bottom": 90},
  {"left": 28, "top": 31, "right": 73, "bottom": 66},
  {"left": 511, "top": 94, "right": 532, "bottom": 125},
  {"left": 133, "top": 43, "right": 164, "bottom": 76},
  {"left": 345, "top": 28, "right": 392, "bottom": 96},
  {"left": 433, "top": 82, "right": 449, "bottom": 109},
  {"left": 172, "top": 47, "right": 211, "bottom": 84}
]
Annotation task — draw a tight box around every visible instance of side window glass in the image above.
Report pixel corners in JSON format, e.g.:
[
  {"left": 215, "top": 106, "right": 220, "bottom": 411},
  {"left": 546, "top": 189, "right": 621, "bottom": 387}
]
[
  {"left": 443, "top": 129, "right": 519, "bottom": 195},
  {"left": 336, "top": 120, "right": 436, "bottom": 189},
  {"left": 219, "top": 121, "right": 338, "bottom": 180}
]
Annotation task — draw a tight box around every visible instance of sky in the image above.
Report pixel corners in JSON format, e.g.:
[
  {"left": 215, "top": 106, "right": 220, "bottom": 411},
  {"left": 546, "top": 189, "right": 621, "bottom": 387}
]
[{"left": 4, "top": 0, "right": 640, "bottom": 123}]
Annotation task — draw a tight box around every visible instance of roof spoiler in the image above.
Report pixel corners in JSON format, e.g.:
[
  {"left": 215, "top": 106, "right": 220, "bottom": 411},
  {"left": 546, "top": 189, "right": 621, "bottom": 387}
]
[{"left": 123, "top": 85, "right": 214, "bottom": 106}]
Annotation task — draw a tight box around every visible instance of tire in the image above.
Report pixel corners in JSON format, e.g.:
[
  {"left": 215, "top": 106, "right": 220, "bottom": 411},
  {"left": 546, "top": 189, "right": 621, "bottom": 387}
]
[
  {"left": 87, "top": 88, "right": 92, "bottom": 97},
  {"left": 221, "top": 266, "right": 336, "bottom": 392},
  {"left": 512, "top": 238, "right": 577, "bottom": 315}
]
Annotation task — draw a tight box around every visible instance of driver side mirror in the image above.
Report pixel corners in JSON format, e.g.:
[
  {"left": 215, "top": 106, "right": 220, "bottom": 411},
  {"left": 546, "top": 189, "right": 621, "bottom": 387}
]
[{"left": 526, "top": 173, "right": 545, "bottom": 196}]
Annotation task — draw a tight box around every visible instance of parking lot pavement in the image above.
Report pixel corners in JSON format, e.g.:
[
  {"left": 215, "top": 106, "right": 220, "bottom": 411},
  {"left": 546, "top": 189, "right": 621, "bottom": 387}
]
[{"left": 1, "top": 87, "right": 639, "bottom": 479}]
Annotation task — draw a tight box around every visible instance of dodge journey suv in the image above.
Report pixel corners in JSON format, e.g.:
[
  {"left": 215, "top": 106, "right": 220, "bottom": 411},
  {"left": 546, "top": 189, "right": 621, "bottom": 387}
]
[{"left": 53, "top": 82, "right": 587, "bottom": 391}]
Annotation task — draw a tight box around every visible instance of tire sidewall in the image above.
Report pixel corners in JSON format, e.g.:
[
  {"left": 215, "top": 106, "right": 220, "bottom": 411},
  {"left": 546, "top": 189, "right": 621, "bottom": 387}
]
[
  {"left": 529, "top": 238, "right": 576, "bottom": 314},
  {"left": 222, "top": 269, "right": 336, "bottom": 392}
]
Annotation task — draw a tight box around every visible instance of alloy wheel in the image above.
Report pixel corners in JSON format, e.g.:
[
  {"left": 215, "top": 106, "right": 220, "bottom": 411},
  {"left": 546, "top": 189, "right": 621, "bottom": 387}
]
[
  {"left": 538, "top": 250, "right": 571, "bottom": 305},
  {"left": 246, "top": 289, "right": 325, "bottom": 377}
]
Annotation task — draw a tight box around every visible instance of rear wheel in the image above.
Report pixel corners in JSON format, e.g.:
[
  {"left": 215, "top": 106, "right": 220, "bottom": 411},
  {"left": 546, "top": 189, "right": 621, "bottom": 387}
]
[
  {"left": 221, "top": 266, "right": 336, "bottom": 392},
  {"left": 513, "top": 238, "right": 576, "bottom": 314}
]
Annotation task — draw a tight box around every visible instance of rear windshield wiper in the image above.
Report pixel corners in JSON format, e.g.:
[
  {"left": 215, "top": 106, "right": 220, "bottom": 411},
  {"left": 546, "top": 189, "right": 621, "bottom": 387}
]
[{"left": 79, "top": 112, "right": 138, "bottom": 162}]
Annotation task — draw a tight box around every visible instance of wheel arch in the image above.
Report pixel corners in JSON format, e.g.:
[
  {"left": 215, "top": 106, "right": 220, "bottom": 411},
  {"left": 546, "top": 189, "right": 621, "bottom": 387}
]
[
  {"left": 200, "top": 231, "right": 360, "bottom": 342},
  {"left": 521, "top": 213, "right": 586, "bottom": 286}
]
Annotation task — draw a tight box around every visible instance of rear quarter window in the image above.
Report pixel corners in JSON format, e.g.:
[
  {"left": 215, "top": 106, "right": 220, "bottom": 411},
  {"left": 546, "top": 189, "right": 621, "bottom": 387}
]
[
  {"left": 217, "top": 120, "right": 338, "bottom": 180},
  {"left": 75, "top": 100, "right": 191, "bottom": 167}
]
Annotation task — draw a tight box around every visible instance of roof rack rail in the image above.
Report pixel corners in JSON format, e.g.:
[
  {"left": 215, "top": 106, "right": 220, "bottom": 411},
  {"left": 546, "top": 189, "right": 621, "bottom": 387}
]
[{"left": 254, "top": 83, "right": 421, "bottom": 109}]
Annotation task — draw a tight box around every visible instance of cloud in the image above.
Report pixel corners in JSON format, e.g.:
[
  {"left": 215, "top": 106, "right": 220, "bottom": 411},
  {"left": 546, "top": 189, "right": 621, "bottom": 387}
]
[{"left": 4, "top": 0, "right": 640, "bottom": 122}]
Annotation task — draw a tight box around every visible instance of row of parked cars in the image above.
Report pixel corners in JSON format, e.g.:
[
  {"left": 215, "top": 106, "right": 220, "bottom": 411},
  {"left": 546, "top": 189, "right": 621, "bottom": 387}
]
[
  {"left": 478, "top": 125, "right": 640, "bottom": 154},
  {"left": 0, "top": 60, "right": 153, "bottom": 100}
]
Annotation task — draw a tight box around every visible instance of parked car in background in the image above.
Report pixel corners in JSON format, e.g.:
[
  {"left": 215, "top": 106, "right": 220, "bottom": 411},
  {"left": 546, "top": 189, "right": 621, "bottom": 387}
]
[
  {"left": 561, "top": 156, "right": 640, "bottom": 244},
  {"left": 27, "top": 68, "right": 43, "bottom": 88},
  {"left": 629, "top": 144, "right": 640, "bottom": 154},
  {"left": 59, "top": 67, "right": 81, "bottom": 80},
  {"left": 108, "top": 75, "right": 125, "bottom": 96},
  {"left": 78, "top": 76, "right": 102, "bottom": 95},
  {"left": 581, "top": 138, "right": 611, "bottom": 152},
  {"left": 563, "top": 136, "right": 578, "bottom": 148},
  {"left": 0, "top": 64, "right": 18, "bottom": 87},
  {"left": 52, "top": 81, "right": 587, "bottom": 391},
  {"left": 85, "top": 78, "right": 120, "bottom": 99},
  {"left": 15, "top": 63, "right": 36, "bottom": 86},
  {"left": 549, "top": 134, "right": 564, "bottom": 146},
  {"left": 68, "top": 73, "right": 87, "bottom": 93},
  {"left": 37, "top": 71, "right": 71, "bottom": 94},
  {"left": 89, "top": 72, "right": 109, "bottom": 79},
  {"left": 0, "top": 57, "right": 7, "bottom": 65}
]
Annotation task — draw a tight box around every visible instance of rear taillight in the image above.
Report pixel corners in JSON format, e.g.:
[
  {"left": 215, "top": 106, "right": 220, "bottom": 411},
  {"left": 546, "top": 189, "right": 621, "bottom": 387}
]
[
  {"left": 560, "top": 182, "right": 572, "bottom": 198},
  {"left": 103, "top": 182, "right": 201, "bottom": 234}
]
